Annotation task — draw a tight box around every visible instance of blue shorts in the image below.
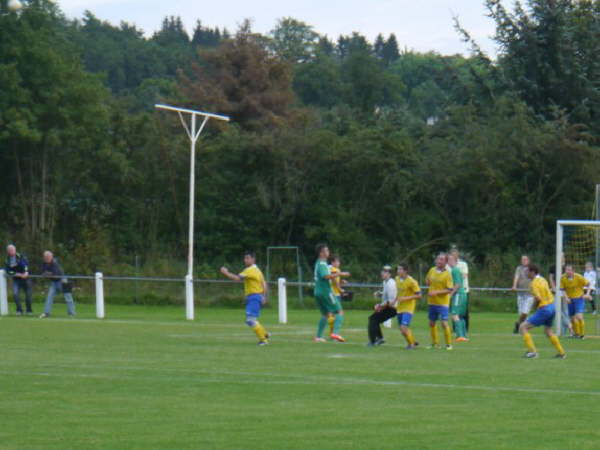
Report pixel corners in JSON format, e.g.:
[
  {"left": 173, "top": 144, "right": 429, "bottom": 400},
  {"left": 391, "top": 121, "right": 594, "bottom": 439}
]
[
  {"left": 526, "top": 304, "right": 555, "bottom": 328},
  {"left": 397, "top": 312, "right": 413, "bottom": 327},
  {"left": 428, "top": 305, "right": 449, "bottom": 322},
  {"left": 568, "top": 298, "right": 585, "bottom": 316},
  {"left": 245, "top": 294, "right": 263, "bottom": 318}
]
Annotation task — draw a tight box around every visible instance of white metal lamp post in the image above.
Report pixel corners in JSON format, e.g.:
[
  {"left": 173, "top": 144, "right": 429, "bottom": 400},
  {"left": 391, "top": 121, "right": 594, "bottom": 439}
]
[{"left": 155, "top": 104, "right": 230, "bottom": 320}]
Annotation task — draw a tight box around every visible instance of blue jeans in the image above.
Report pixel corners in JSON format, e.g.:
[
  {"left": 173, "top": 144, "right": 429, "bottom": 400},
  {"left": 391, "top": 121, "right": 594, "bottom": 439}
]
[
  {"left": 12, "top": 278, "right": 32, "bottom": 313},
  {"left": 44, "top": 281, "right": 75, "bottom": 315}
]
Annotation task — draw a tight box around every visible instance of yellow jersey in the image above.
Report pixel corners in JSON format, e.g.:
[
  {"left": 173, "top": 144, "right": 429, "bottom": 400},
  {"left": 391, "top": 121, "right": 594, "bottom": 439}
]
[
  {"left": 560, "top": 273, "right": 588, "bottom": 299},
  {"left": 330, "top": 266, "right": 342, "bottom": 296},
  {"left": 239, "top": 265, "right": 265, "bottom": 296},
  {"left": 530, "top": 275, "right": 554, "bottom": 308},
  {"left": 426, "top": 267, "right": 453, "bottom": 306},
  {"left": 395, "top": 275, "right": 420, "bottom": 313}
]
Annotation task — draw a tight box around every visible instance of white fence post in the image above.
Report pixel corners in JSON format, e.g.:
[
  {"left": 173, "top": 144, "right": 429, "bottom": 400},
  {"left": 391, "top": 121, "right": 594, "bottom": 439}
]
[
  {"left": 95, "top": 272, "right": 105, "bottom": 319},
  {"left": 185, "top": 274, "right": 194, "bottom": 320},
  {"left": 0, "top": 270, "right": 8, "bottom": 316},
  {"left": 278, "top": 277, "right": 287, "bottom": 324}
]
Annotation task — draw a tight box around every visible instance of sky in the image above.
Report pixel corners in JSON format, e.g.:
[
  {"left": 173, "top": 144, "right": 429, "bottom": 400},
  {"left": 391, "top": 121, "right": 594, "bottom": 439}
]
[{"left": 56, "top": 0, "right": 501, "bottom": 56}]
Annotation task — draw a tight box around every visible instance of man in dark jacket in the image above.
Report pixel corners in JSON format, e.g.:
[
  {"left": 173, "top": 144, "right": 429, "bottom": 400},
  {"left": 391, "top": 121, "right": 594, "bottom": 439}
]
[
  {"left": 39, "top": 251, "right": 75, "bottom": 318},
  {"left": 5, "top": 245, "right": 33, "bottom": 315}
]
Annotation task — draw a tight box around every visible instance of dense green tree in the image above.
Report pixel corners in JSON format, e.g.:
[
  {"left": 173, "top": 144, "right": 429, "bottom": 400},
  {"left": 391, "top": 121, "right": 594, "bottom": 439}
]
[
  {"left": 0, "top": 1, "right": 112, "bottom": 250},
  {"left": 374, "top": 33, "right": 385, "bottom": 58},
  {"left": 382, "top": 34, "right": 400, "bottom": 66},
  {"left": 294, "top": 52, "right": 345, "bottom": 108},
  {"left": 74, "top": 12, "right": 165, "bottom": 94},
  {"left": 457, "top": 0, "right": 600, "bottom": 137},
  {"left": 191, "top": 20, "right": 224, "bottom": 47},
  {"left": 269, "top": 17, "right": 319, "bottom": 63}
]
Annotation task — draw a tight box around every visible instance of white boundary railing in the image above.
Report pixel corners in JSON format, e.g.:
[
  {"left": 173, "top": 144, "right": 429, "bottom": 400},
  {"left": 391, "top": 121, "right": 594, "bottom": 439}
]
[
  {"left": 0, "top": 269, "right": 8, "bottom": 316},
  {"left": 0, "top": 271, "right": 529, "bottom": 324}
]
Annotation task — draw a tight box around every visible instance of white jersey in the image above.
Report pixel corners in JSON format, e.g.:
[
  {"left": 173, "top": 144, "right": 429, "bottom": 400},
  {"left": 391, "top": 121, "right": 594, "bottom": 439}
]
[
  {"left": 584, "top": 270, "right": 597, "bottom": 291},
  {"left": 457, "top": 260, "right": 469, "bottom": 293},
  {"left": 379, "top": 278, "right": 398, "bottom": 307}
]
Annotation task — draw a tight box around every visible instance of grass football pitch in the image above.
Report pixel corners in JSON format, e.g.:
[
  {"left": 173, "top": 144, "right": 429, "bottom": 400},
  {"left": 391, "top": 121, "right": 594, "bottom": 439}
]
[{"left": 1, "top": 305, "right": 599, "bottom": 449}]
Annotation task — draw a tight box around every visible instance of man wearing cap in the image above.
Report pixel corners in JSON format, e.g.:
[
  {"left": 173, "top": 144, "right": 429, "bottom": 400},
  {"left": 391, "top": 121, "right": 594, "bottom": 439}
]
[{"left": 367, "top": 265, "right": 397, "bottom": 346}]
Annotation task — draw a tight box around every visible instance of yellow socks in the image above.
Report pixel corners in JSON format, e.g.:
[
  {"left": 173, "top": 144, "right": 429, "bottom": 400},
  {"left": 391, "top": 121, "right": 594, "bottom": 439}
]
[
  {"left": 430, "top": 326, "right": 439, "bottom": 345},
  {"left": 404, "top": 329, "right": 415, "bottom": 345},
  {"left": 573, "top": 318, "right": 585, "bottom": 336},
  {"left": 523, "top": 333, "right": 536, "bottom": 353},
  {"left": 549, "top": 335, "right": 565, "bottom": 355},
  {"left": 572, "top": 320, "right": 580, "bottom": 335},
  {"left": 328, "top": 315, "right": 335, "bottom": 334},
  {"left": 523, "top": 332, "right": 564, "bottom": 355},
  {"left": 252, "top": 322, "right": 268, "bottom": 341},
  {"left": 443, "top": 324, "right": 452, "bottom": 345}
]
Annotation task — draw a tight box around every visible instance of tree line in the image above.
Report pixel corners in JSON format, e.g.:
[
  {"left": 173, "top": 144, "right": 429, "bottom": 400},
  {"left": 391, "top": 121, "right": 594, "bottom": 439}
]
[{"left": 0, "top": 0, "right": 598, "bottom": 281}]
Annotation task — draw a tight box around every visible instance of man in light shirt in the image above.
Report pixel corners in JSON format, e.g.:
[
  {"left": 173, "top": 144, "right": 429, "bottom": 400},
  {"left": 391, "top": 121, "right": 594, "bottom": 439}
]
[
  {"left": 583, "top": 261, "right": 597, "bottom": 314},
  {"left": 511, "top": 255, "right": 533, "bottom": 334},
  {"left": 367, "top": 265, "right": 397, "bottom": 346}
]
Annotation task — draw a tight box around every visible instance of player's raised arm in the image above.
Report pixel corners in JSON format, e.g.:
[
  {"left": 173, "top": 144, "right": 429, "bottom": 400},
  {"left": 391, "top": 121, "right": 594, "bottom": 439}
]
[
  {"left": 220, "top": 266, "right": 243, "bottom": 282},
  {"left": 324, "top": 270, "right": 350, "bottom": 280}
]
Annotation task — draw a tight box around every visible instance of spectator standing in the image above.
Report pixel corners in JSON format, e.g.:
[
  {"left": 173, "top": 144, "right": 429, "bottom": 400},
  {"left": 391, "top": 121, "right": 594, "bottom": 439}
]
[
  {"left": 39, "top": 251, "right": 75, "bottom": 318},
  {"left": 4, "top": 245, "right": 33, "bottom": 315}
]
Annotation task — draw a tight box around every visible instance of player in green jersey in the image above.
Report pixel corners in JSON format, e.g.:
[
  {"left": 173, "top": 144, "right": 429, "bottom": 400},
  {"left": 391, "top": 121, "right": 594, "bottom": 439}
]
[
  {"left": 314, "top": 243, "right": 349, "bottom": 343},
  {"left": 448, "top": 254, "right": 468, "bottom": 342}
]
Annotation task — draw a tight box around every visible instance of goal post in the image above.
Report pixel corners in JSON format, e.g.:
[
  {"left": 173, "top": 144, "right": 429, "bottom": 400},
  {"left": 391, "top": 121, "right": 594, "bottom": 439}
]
[{"left": 555, "top": 220, "right": 600, "bottom": 336}]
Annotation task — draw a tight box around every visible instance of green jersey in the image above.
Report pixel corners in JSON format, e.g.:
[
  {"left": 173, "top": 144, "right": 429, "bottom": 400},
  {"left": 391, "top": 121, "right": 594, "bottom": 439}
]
[
  {"left": 450, "top": 266, "right": 464, "bottom": 294},
  {"left": 450, "top": 266, "right": 467, "bottom": 316},
  {"left": 314, "top": 259, "right": 332, "bottom": 297}
]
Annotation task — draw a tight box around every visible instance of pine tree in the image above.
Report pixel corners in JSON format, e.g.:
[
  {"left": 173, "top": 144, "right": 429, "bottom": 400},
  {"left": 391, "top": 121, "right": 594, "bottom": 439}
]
[
  {"left": 382, "top": 33, "right": 400, "bottom": 65},
  {"left": 374, "top": 33, "right": 385, "bottom": 59}
]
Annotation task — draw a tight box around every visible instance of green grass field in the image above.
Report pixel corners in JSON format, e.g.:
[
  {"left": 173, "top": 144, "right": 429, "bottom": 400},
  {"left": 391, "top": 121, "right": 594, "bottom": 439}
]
[{"left": 1, "top": 304, "right": 600, "bottom": 449}]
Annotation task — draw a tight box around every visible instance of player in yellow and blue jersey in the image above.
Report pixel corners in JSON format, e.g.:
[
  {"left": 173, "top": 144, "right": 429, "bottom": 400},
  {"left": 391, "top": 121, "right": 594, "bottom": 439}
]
[
  {"left": 328, "top": 254, "right": 351, "bottom": 337},
  {"left": 220, "top": 251, "right": 270, "bottom": 346},
  {"left": 519, "top": 264, "right": 566, "bottom": 359},
  {"left": 560, "top": 265, "right": 591, "bottom": 339},
  {"left": 425, "top": 253, "right": 457, "bottom": 350},
  {"left": 395, "top": 263, "right": 421, "bottom": 349}
]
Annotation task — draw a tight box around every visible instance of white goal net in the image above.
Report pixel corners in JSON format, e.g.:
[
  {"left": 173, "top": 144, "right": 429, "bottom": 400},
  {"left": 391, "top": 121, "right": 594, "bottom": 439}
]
[{"left": 555, "top": 220, "right": 600, "bottom": 336}]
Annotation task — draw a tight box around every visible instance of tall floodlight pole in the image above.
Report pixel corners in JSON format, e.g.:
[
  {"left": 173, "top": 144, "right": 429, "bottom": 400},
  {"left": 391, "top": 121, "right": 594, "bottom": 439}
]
[{"left": 155, "top": 104, "right": 230, "bottom": 320}]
